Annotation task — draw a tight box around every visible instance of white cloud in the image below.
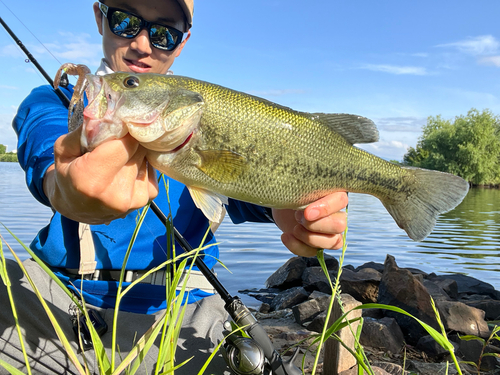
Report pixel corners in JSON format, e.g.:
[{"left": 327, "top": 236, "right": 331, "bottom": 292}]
[
  {"left": 478, "top": 56, "right": 500, "bottom": 67},
  {"left": 360, "top": 64, "right": 428, "bottom": 75},
  {"left": 2, "top": 32, "right": 102, "bottom": 66},
  {"left": 358, "top": 139, "right": 412, "bottom": 161},
  {"left": 375, "top": 117, "right": 427, "bottom": 133},
  {"left": 0, "top": 85, "right": 19, "bottom": 90},
  {"left": 437, "top": 35, "right": 499, "bottom": 56}
]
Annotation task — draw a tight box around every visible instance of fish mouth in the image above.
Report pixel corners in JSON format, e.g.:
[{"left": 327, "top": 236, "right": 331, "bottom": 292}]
[
  {"left": 169, "top": 132, "right": 193, "bottom": 152},
  {"left": 81, "top": 75, "right": 128, "bottom": 150}
]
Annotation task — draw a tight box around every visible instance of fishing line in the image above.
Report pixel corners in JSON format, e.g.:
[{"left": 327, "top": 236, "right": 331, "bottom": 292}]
[{"left": 0, "top": 0, "right": 62, "bottom": 65}]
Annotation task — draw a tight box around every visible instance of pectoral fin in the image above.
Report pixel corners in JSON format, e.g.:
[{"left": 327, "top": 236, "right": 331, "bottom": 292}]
[
  {"left": 196, "top": 150, "right": 247, "bottom": 183},
  {"left": 188, "top": 186, "right": 228, "bottom": 223}
]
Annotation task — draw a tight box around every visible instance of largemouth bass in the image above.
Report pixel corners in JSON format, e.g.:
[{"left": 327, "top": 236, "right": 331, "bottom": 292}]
[{"left": 55, "top": 64, "right": 469, "bottom": 241}]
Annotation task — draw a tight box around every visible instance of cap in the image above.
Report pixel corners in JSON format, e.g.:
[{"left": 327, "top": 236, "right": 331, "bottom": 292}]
[{"left": 176, "top": 0, "right": 193, "bottom": 31}]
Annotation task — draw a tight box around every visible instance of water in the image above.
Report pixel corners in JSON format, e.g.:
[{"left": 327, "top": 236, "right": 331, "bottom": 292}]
[{"left": 1, "top": 162, "right": 499, "bottom": 308}]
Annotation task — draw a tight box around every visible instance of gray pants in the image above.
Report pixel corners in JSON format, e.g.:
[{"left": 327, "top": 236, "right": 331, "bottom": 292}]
[{"left": 0, "top": 259, "right": 232, "bottom": 374}]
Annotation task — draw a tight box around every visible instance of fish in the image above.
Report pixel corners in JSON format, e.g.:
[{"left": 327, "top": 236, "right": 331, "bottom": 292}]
[{"left": 54, "top": 63, "right": 469, "bottom": 241}]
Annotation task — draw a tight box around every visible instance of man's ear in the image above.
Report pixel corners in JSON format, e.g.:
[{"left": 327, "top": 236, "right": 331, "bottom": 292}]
[
  {"left": 175, "top": 30, "right": 191, "bottom": 58},
  {"left": 93, "top": 2, "right": 104, "bottom": 36}
]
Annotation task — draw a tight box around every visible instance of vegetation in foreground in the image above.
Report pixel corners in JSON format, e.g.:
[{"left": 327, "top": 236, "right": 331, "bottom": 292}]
[
  {"left": 0, "top": 144, "right": 18, "bottom": 162},
  {"left": 403, "top": 108, "right": 500, "bottom": 186},
  {"left": 0, "top": 205, "right": 469, "bottom": 375}
]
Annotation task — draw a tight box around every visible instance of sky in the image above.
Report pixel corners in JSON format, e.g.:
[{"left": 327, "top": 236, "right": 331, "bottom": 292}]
[{"left": 1, "top": 0, "right": 500, "bottom": 161}]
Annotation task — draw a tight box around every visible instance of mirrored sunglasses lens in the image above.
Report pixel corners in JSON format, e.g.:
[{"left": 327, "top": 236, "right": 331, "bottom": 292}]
[
  {"left": 110, "top": 11, "right": 142, "bottom": 38},
  {"left": 150, "top": 25, "right": 179, "bottom": 50}
]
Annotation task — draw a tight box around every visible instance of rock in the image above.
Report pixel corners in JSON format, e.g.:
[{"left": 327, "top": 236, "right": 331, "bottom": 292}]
[
  {"left": 463, "top": 299, "right": 500, "bottom": 320},
  {"left": 360, "top": 317, "right": 405, "bottom": 354},
  {"left": 377, "top": 255, "right": 439, "bottom": 345},
  {"left": 306, "top": 311, "right": 326, "bottom": 333},
  {"left": 265, "top": 257, "right": 307, "bottom": 289},
  {"left": 302, "top": 253, "right": 339, "bottom": 271},
  {"left": 339, "top": 365, "right": 391, "bottom": 375},
  {"left": 416, "top": 334, "right": 457, "bottom": 358},
  {"left": 371, "top": 361, "right": 409, "bottom": 375},
  {"left": 340, "top": 268, "right": 381, "bottom": 304},
  {"left": 405, "top": 267, "right": 429, "bottom": 277},
  {"left": 407, "top": 360, "right": 468, "bottom": 375},
  {"left": 356, "top": 261, "right": 385, "bottom": 273},
  {"left": 432, "top": 274, "right": 500, "bottom": 299},
  {"left": 259, "top": 303, "right": 271, "bottom": 313},
  {"left": 436, "top": 300, "right": 490, "bottom": 338},
  {"left": 423, "top": 280, "right": 451, "bottom": 301},
  {"left": 344, "top": 264, "right": 356, "bottom": 271},
  {"left": 301, "top": 266, "right": 334, "bottom": 293},
  {"left": 308, "top": 290, "right": 330, "bottom": 300},
  {"left": 240, "top": 287, "right": 280, "bottom": 305},
  {"left": 429, "top": 277, "right": 459, "bottom": 299},
  {"left": 292, "top": 293, "right": 331, "bottom": 324},
  {"left": 362, "top": 308, "right": 385, "bottom": 320},
  {"left": 458, "top": 336, "right": 500, "bottom": 371},
  {"left": 270, "top": 286, "right": 309, "bottom": 311}
]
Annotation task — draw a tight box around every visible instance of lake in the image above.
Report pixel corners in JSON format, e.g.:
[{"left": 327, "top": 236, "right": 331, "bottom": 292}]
[{"left": 1, "top": 162, "right": 499, "bottom": 307}]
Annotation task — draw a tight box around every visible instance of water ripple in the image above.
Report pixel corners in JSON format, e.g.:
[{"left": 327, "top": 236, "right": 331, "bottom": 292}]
[{"left": 2, "top": 163, "right": 500, "bottom": 308}]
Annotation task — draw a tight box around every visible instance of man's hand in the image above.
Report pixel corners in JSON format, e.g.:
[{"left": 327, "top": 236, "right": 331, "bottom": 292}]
[
  {"left": 43, "top": 126, "right": 159, "bottom": 224},
  {"left": 272, "top": 192, "right": 348, "bottom": 257}
]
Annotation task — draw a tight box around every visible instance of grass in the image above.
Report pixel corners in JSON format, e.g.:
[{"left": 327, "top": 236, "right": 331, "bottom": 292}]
[
  {"left": 0, "top": 200, "right": 474, "bottom": 375},
  {"left": 0, "top": 202, "right": 218, "bottom": 375}
]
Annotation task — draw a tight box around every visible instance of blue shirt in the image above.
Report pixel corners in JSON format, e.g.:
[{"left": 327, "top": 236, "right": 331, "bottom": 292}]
[{"left": 13, "top": 84, "right": 273, "bottom": 314}]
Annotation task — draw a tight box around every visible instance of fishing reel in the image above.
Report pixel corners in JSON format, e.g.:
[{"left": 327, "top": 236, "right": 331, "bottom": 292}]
[{"left": 222, "top": 321, "right": 271, "bottom": 375}]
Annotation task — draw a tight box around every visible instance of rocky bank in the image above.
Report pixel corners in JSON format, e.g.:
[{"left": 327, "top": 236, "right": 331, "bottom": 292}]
[{"left": 242, "top": 254, "right": 500, "bottom": 374}]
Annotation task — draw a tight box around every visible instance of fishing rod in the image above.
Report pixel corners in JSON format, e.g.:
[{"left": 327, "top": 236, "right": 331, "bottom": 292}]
[{"left": 1, "top": 15, "right": 301, "bottom": 375}]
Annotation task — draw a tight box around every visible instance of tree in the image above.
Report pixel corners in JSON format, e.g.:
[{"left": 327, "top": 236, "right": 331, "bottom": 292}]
[
  {"left": 0, "top": 144, "right": 6, "bottom": 154},
  {"left": 403, "top": 109, "right": 500, "bottom": 185}
]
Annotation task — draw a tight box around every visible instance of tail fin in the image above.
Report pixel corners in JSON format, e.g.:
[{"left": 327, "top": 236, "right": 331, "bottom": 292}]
[{"left": 382, "top": 167, "right": 469, "bottom": 241}]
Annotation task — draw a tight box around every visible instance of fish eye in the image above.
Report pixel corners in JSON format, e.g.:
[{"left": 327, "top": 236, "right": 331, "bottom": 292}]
[{"left": 123, "top": 76, "right": 140, "bottom": 88}]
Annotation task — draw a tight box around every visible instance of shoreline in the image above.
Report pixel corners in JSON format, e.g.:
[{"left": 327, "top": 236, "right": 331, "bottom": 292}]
[{"left": 243, "top": 254, "right": 500, "bottom": 374}]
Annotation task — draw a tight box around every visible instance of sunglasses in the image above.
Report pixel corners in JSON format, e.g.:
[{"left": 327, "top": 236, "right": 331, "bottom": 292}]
[{"left": 98, "top": 2, "right": 184, "bottom": 51}]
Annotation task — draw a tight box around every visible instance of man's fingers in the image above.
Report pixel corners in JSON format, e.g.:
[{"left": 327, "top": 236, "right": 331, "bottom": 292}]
[
  {"left": 281, "top": 233, "right": 320, "bottom": 257},
  {"left": 54, "top": 124, "right": 85, "bottom": 163},
  {"left": 303, "top": 192, "right": 348, "bottom": 221},
  {"left": 292, "top": 224, "right": 344, "bottom": 250}
]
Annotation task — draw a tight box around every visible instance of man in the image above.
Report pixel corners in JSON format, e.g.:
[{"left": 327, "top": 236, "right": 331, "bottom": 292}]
[{"left": 3, "top": 0, "right": 347, "bottom": 373}]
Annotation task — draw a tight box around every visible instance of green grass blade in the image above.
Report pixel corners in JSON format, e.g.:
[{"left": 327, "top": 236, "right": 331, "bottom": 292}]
[
  {"left": 0, "top": 235, "right": 32, "bottom": 375},
  {"left": 0, "top": 358, "right": 28, "bottom": 375},
  {"left": 4, "top": 240, "right": 87, "bottom": 375},
  {"left": 1, "top": 224, "right": 83, "bottom": 311},
  {"left": 111, "top": 203, "right": 151, "bottom": 371},
  {"left": 113, "top": 311, "right": 168, "bottom": 375},
  {"left": 79, "top": 296, "right": 111, "bottom": 374}
]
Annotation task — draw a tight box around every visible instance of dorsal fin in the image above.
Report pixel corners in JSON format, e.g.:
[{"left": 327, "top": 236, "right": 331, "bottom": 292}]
[{"left": 305, "top": 113, "right": 379, "bottom": 144}]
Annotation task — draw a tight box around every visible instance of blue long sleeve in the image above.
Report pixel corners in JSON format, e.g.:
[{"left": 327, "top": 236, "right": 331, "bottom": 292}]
[{"left": 13, "top": 84, "right": 73, "bottom": 207}]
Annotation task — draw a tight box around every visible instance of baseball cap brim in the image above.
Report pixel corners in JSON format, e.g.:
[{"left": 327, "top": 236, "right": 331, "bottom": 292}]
[{"left": 176, "top": 0, "right": 193, "bottom": 31}]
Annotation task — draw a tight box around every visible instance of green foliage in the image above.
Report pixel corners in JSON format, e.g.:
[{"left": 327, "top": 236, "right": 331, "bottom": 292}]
[
  {"left": 0, "top": 153, "right": 18, "bottom": 162},
  {"left": 0, "top": 144, "right": 6, "bottom": 154},
  {"left": 403, "top": 109, "right": 500, "bottom": 185}
]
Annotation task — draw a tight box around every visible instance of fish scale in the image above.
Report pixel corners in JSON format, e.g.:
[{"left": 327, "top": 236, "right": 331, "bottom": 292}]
[{"left": 72, "top": 69, "right": 469, "bottom": 241}]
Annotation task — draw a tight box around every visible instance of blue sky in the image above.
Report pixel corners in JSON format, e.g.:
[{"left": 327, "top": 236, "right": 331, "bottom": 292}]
[{"left": 1, "top": 0, "right": 500, "bottom": 161}]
